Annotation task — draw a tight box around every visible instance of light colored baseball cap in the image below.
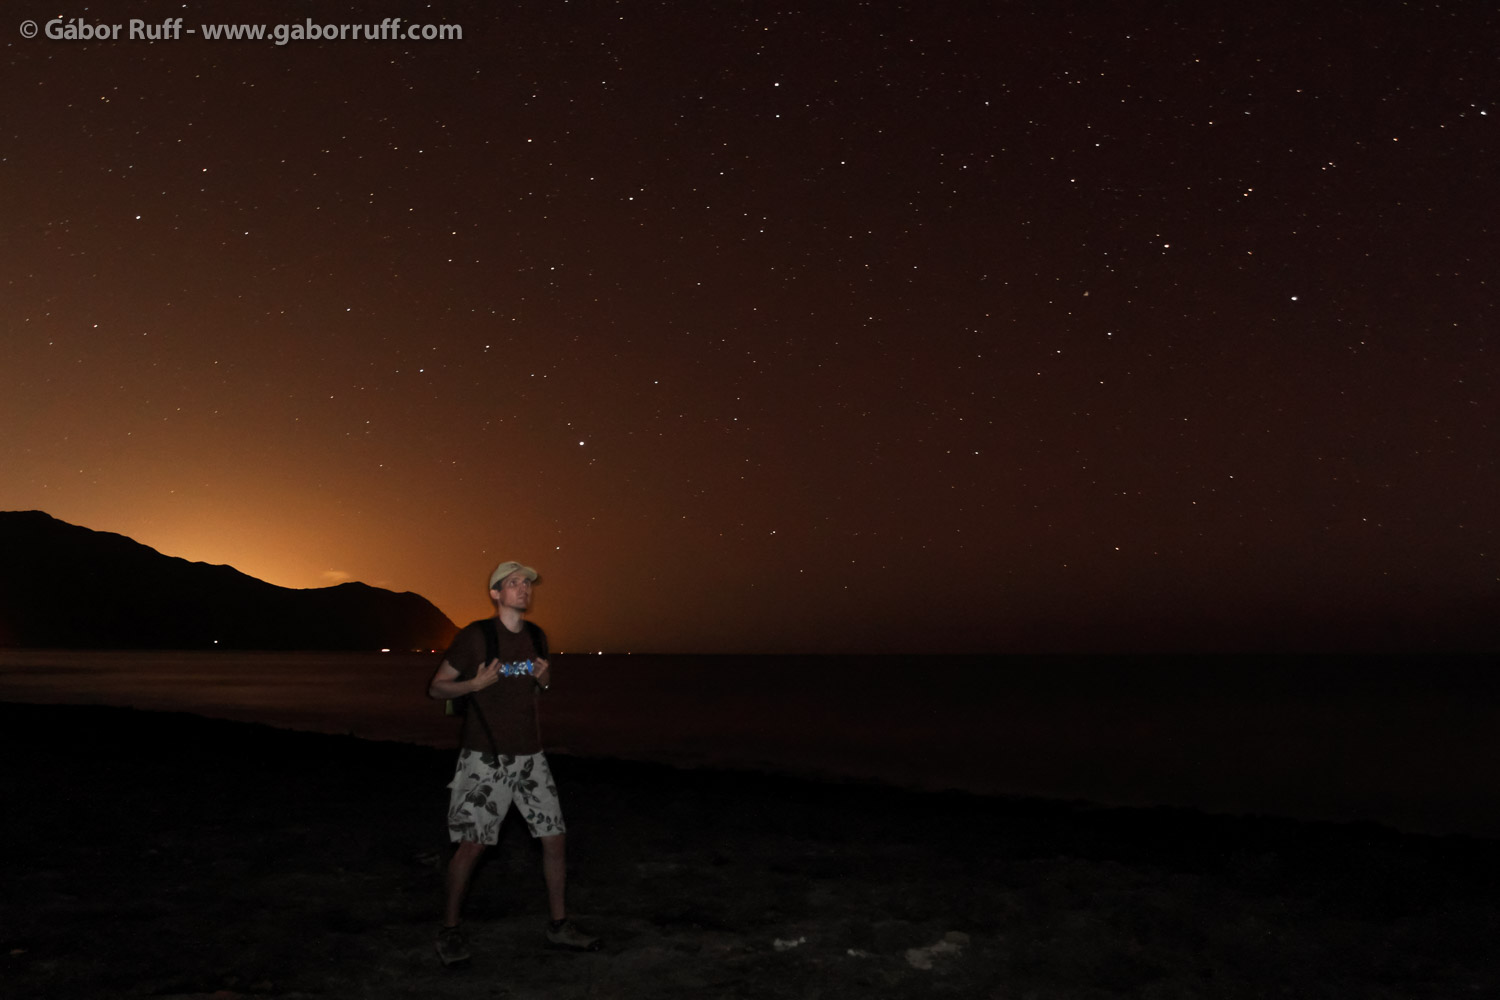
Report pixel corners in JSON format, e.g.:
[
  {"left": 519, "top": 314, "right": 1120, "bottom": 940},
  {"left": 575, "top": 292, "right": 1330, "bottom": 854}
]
[{"left": 489, "top": 561, "right": 539, "bottom": 589}]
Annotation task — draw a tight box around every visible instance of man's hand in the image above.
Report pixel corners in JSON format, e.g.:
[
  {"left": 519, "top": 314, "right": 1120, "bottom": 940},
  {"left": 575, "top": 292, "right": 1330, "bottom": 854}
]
[
  {"left": 472, "top": 659, "right": 504, "bottom": 691},
  {"left": 533, "top": 657, "right": 551, "bottom": 688}
]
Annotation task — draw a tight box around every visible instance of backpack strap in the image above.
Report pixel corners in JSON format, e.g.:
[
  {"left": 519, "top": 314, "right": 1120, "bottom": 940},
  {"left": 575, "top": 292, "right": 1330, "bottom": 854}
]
[
  {"left": 445, "top": 619, "right": 500, "bottom": 718},
  {"left": 480, "top": 618, "right": 500, "bottom": 663},
  {"left": 523, "top": 620, "right": 548, "bottom": 659}
]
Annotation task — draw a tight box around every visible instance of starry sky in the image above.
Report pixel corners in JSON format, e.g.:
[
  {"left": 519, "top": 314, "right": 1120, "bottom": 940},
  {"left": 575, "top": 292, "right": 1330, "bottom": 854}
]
[{"left": 3, "top": 3, "right": 1495, "bottom": 653}]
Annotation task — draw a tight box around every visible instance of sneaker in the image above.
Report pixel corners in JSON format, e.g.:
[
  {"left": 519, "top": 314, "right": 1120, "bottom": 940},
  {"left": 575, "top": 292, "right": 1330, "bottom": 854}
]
[
  {"left": 545, "top": 918, "right": 601, "bottom": 952},
  {"left": 435, "top": 925, "right": 471, "bottom": 966}
]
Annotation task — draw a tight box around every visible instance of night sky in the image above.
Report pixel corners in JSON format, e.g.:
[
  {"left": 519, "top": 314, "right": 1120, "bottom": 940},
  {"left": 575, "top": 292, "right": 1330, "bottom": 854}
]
[{"left": 3, "top": 3, "right": 1495, "bottom": 653}]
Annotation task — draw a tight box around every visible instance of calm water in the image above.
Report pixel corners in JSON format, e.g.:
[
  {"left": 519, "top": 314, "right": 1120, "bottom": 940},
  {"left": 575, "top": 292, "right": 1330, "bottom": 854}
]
[{"left": 2, "top": 649, "right": 1496, "bottom": 837}]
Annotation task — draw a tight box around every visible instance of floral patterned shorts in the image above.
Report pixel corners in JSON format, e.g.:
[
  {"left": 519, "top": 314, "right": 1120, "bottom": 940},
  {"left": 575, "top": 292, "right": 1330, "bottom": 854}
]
[{"left": 446, "top": 749, "right": 566, "bottom": 843}]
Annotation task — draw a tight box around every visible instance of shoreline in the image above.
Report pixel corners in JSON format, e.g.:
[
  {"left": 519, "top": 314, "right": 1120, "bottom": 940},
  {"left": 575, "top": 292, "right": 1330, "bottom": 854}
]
[
  {"left": 4, "top": 700, "right": 1499, "bottom": 998},
  {"left": 6, "top": 646, "right": 1500, "bottom": 840}
]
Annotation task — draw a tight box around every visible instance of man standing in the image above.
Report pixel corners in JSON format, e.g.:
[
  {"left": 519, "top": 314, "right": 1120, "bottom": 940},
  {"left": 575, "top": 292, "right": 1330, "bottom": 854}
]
[{"left": 427, "top": 560, "right": 600, "bottom": 965}]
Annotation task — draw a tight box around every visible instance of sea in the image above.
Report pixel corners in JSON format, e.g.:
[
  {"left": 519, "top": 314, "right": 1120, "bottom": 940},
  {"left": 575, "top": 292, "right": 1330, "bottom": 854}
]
[{"left": 1, "top": 649, "right": 1496, "bottom": 838}]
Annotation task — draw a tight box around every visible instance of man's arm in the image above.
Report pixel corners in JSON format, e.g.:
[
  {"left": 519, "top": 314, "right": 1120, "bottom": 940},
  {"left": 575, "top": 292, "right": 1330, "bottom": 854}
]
[{"left": 428, "top": 658, "right": 503, "bottom": 700}]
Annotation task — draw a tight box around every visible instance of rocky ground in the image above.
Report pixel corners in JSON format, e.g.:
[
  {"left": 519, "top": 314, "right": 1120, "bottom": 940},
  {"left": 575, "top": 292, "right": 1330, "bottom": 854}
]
[{"left": 3, "top": 702, "right": 1498, "bottom": 999}]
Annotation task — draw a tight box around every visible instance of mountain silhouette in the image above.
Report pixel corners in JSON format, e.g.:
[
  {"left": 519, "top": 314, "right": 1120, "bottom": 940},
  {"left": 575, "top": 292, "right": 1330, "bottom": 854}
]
[{"left": 0, "top": 511, "right": 458, "bottom": 650}]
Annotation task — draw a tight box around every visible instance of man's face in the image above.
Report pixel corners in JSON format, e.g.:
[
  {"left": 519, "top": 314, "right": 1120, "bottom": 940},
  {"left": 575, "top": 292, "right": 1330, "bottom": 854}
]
[{"left": 491, "top": 571, "right": 533, "bottom": 611}]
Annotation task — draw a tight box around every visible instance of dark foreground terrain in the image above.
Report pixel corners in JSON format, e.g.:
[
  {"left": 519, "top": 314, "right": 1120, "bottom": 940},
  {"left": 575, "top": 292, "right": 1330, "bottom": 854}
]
[{"left": 2, "top": 701, "right": 1497, "bottom": 999}]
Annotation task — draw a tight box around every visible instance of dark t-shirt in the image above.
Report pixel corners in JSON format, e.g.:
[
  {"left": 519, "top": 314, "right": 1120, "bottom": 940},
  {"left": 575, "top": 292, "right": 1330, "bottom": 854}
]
[{"left": 443, "top": 618, "right": 547, "bottom": 756}]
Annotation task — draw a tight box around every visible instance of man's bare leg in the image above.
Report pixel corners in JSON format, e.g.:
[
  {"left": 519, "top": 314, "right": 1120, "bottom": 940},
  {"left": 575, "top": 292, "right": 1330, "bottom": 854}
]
[
  {"left": 539, "top": 833, "right": 598, "bottom": 950},
  {"left": 540, "top": 833, "right": 566, "bottom": 921},
  {"left": 444, "top": 840, "right": 488, "bottom": 927}
]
